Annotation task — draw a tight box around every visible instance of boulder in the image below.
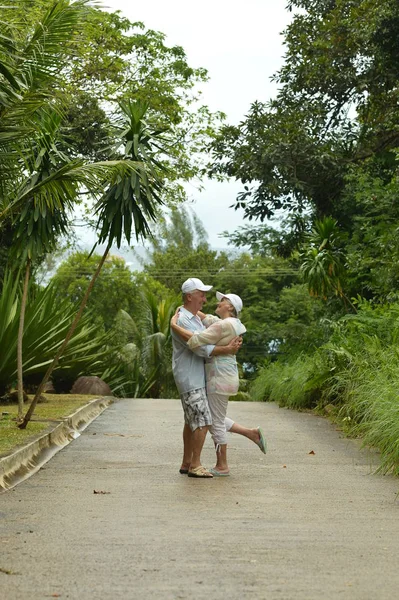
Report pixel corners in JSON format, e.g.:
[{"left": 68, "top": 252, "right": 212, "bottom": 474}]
[{"left": 70, "top": 376, "right": 113, "bottom": 396}]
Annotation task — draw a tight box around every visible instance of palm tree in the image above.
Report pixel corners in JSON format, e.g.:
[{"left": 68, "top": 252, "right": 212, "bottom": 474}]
[
  {"left": 0, "top": 0, "right": 92, "bottom": 417},
  {"left": 0, "top": 2, "right": 159, "bottom": 422},
  {"left": 11, "top": 111, "right": 74, "bottom": 418},
  {"left": 19, "top": 100, "right": 171, "bottom": 428},
  {"left": 115, "top": 289, "right": 179, "bottom": 398},
  {"left": 139, "top": 289, "right": 178, "bottom": 397},
  {"left": 0, "top": 3, "right": 172, "bottom": 427},
  {"left": 300, "top": 217, "right": 357, "bottom": 312}
]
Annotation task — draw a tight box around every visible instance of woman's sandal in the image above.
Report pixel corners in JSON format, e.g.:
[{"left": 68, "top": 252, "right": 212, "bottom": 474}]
[
  {"left": 209, "top": 468, "right": 230, "bottom": 477},
  {"left": 257, "top": 427, "right": 267, "bottom": 454},
  {"left": 187, "top": 466, "right": 213, "bottom": 478}
]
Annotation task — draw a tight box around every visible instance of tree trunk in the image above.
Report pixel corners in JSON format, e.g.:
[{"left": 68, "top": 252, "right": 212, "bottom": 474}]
[
  {"left": 18, "top": 243, "right": 112, "bottom": 429},
  {"left": 17, "top": 259, "right": 31, "bottom": 420}
]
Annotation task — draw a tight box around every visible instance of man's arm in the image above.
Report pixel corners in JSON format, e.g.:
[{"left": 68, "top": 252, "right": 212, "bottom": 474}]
[
  {"left": 171, "top": 311, "right": 241, "bottom": 357},
  {"left": 211, "top": 336, "right": 242, "bottom": 356},
  {"left": 189, "top": 336, "right": 241, "bottom": 358},
  {"left": 171, "top": 313, "right": 216, "bottom": 358}
]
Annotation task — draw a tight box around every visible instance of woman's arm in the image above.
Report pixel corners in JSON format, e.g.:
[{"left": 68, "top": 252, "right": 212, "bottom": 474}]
[{"left": 187, "top": 320, "right": 225, "bottom": 348}]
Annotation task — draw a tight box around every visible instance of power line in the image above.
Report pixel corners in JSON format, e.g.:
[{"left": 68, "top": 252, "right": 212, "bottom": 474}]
[{"left": 45, "top": 269, "right": 301, "bottom": 276}]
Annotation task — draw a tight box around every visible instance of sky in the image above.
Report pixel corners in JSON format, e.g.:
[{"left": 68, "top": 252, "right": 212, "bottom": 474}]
[{"left": 97, "top": 0, "right": 293, "bottom": 249}]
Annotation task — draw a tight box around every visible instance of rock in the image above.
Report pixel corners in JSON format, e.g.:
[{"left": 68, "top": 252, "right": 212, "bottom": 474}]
[
  {"left": 1, "top": 390, "right": 29, "bottom": 405},
  {"left": 43, "top": 380, "right": 55, "bottom": 393},
  {"left": 70, "top": 376, "right": 113, "bottom": 396}
]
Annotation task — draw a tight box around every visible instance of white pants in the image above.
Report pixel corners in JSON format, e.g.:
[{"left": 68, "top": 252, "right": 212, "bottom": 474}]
[{"left": 208, "top": 392, "right": 234, "bottom": 446}]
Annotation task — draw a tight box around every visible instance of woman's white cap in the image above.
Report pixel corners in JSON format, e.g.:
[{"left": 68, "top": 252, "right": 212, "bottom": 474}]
[{"left": 216, "top": 291, "right": 243, "bottom": 315}]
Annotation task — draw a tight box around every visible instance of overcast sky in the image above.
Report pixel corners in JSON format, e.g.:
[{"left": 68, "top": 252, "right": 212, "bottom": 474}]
[{"left": 100, "top": 0, "right": 293, "bottom": 248}]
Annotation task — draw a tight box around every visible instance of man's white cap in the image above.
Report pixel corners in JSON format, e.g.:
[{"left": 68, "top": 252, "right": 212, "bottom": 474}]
[
  {"left": 181, "top": 277, "right": 213, "bottom": 293},
  {"left": 216, "top": 291, "right": 243, "bottom": 315}
]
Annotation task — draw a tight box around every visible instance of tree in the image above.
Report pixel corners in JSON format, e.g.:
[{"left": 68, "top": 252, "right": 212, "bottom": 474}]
[
  {"left": 20, "top": 99, "right": 172, "bottom": 428},
  {"left": 114, "top": 289, "right": 179, "bottom": 398},
  {"left": 12, "top": 111, "right": 73, "bottom": 418},
  {"left": 51, "top": 252, "right": 140, "bottom": 330},
  {"left": 210, "top": 0, "right": 399, "bottom": 229},
  {"left": 141, "top": 206, "right": 230, "bottom": 293},
  {"left": 0, "top": 273, "right": 131, "bottom": 398},
  {"left": 0, "top": 1, "right": 159, "bottom": 421},
  {"left": 299, "top": 217, "right": 356, "bottom": 312},
  {"left": 4, "top": 0, "right": 223, "bottom": 181},
  {"left": 0, "top": 0, "right": 101, "bottom": 417},
  {"left": 0, "top": 0, "right": 224, "bottom": 277}
]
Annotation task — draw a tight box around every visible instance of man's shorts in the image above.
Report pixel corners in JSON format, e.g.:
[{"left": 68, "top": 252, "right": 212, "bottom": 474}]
[{"left": 180, "top": 387, "right": 212, "bottom": 432}]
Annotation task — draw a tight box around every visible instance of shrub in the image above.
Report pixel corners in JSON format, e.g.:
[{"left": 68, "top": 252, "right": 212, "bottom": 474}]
[{"left": 250, "top": 300, "right": 399, "bottom": 474}]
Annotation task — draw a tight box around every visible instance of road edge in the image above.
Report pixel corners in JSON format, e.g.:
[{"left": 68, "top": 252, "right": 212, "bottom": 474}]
[{"left": 0, "top": 396, "right": 115, "bottom": 492}]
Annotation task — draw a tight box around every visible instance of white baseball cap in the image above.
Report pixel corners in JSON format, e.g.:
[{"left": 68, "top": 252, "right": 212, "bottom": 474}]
[
  {"left": 181, "top": 277, "right": 213, "bottom": 293},
  {"left": 216, "top": 291, "right": 243, "bottom": 315}
]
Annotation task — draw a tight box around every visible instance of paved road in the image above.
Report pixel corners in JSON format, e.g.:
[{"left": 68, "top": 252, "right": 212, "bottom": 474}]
[{"left": 1, "top": 399, "right": 398, "bottom": 599}]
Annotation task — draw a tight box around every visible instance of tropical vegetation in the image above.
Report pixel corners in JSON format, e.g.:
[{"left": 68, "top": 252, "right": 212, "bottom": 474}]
[
  {"left": 0, "top": 0, "right": 221, "bottom": 426},
  {"left": 210, "top": 0, "right": 399, "bottom": 475},
  {"left": 1, "top": 0, "right": 399, "bottom": 475}
]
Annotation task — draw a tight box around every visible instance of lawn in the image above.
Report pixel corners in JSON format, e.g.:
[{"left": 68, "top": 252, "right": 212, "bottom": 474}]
[{"left": 0, "top": 394, "right": 98, "bottom": 456}]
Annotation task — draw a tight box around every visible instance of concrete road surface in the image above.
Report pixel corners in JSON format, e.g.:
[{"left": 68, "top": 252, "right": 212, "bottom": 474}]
[{"left": 1, "top": 398, "right": 398, "bottom": 600}]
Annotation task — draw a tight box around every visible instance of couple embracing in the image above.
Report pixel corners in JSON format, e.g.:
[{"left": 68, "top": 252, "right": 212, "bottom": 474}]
[{"left": 171, "top": 277, "right": 267, "bottom": 479}]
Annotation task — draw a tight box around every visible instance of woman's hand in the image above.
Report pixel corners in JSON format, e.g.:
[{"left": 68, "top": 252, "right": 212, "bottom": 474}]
[{"left": 170, "top": 307, "right": 182, "bottom": 330}]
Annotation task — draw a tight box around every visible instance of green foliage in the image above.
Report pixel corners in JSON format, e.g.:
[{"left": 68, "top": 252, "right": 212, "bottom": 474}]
[
  {"left": 0, "top": 272, "right": 130, "bottom": 396},
  {"left": 141, "top": 206, "right": 230, "bottom": 293},
  {"left": 142, "top": 209, "right": 327, "bottom": 371},
  {"left": 210, "top": 0, "right": 399, "bottom": 248},
  {"left": 94, "top": 100, "right": 167, "bottom": 248},
  {"left": 50, "top": 251, "right": 140, "bottom": 330},
  {"left": 252, "top": 301, "right": 399, "bottom": 474},
  {"left": 0, "top": 0, "right": 222, "bottom": 278},
  {"left": 271, "top": 284, "right": 330, "bottom": 355},
  {"left": 112, "top": 289, "right": 179, "bottom": 398},
  {"left": 342, "top": 163, "right": 399, "bottom": 301},
  {"left": 208, "top": 0, "right": 399, "bottom": 475},
  {"left": 222, "top": 214, "right": 311, "bottom": 259},
  {"left": 211, "top": 252, "right": 304, "bottom": 370},
  {"left": 2, "top": 0, "right": 222, "bottom": 182},
  {"left": 250, "top": 355, "right": 323, "bottom": 410},
  {"left": 299, "top": 217, "right": 349, "bottom": 303}
]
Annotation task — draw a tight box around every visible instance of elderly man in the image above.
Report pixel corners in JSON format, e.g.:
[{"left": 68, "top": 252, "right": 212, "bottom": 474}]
[{"left": 171, "top": 277, "right": 242, "bottom": 478}]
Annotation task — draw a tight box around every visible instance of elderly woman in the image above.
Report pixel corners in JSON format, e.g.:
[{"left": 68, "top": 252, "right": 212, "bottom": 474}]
[{"left": 171, "top": 291, "right": 266, "bottom": 476}]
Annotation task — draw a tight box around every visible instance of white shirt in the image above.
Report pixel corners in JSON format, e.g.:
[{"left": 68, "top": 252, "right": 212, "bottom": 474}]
[
  {"left": 188, "top": 315, "right": 246, "bottom": 396},
  {"left": 171, "top": 307, "right": 215, "bottom": 394}
]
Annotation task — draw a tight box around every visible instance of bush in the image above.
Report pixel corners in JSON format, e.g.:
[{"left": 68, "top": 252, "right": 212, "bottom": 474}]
[
  {"left": 0, "top": 273, "right": 132, "bottom": 396},
  {"left": 250, "top": 300, "right": 399, "bottom": 474},
  {"left": 250, "top": 354, "right": 325, "bottom": 409}
]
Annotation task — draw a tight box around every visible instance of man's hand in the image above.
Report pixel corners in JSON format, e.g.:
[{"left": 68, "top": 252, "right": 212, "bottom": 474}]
[{"left": 227, "top": 335, "right": 243, "bottom": 355}]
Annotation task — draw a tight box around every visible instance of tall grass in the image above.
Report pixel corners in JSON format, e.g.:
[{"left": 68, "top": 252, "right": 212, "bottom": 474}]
[
  {"left": 251, "top": 302, "right": 399, "bottom": 475},
  {"left": 251, "top": 355, "right": 325, "bottom": 409}
]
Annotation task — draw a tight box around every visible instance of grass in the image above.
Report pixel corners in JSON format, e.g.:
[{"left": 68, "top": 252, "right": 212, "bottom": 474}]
[
  {"left": 251, "top": 342, "right": 399, "bottom": 476},
  {"left": 0, "top": 394, "right": 98, "bottom": 456},
  {"left": 250, "top": 355, "right": 325, "bottom": 409}
]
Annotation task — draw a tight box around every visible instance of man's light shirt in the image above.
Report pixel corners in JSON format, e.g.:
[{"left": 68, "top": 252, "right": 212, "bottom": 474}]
[{"left": 171, "top": 307, "right": 215, "bottom": 394}]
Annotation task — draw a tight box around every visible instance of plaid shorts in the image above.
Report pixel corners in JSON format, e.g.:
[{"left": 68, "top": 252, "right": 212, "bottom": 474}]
[{"left": 180, "top": 387, "right": 212, "bottom": 432}]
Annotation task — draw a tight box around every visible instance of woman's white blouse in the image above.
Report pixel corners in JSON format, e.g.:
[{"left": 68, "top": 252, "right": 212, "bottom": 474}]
[{"left": 187, "top": 315, "right": 246, "bottom": 396}]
